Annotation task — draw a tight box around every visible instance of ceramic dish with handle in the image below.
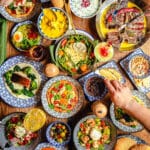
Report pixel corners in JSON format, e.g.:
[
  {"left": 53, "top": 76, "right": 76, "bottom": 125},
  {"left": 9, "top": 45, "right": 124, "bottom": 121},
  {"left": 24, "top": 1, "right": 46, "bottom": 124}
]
[
  {"left": 46, "top": 121, "right": 71, "bottom": 148},
  {"left": 41, "top": 75, "right": 84, "bottom": 118},
  {"left": 110, "top": 90, "right": 150, "bottom": 132},
  {"left": 95, "top": 0, "right": 150, "bottom": 51},
  {"left": 73, "top": 115, "right": 117, "bottom": 150},
  {"left": 37, "top": 7, "right": 69, "bottom": 40},
  {"left": 0, "top": 55, "right": 47, "bottom": 108},
  {"left": 11, "top": 21, "right": 42, "bottom": 51},
  {"left": 50, "top": 30, "right": 95, "bottom": 75},
  {"left": 0, "top": 1, "right": 41, "bottom": 22},
  {"left": 70, "top": 0, "right": 101, "bottom": 18},
  {"left": 0, "top": 112, "right": 41, "bottom": 150}
]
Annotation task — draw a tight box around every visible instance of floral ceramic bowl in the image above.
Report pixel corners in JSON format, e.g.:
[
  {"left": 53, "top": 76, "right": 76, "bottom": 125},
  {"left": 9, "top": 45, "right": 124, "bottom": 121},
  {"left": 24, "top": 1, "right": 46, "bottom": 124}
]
[{"left": 46, "top": 121, "right": 71, "bottom": 147}]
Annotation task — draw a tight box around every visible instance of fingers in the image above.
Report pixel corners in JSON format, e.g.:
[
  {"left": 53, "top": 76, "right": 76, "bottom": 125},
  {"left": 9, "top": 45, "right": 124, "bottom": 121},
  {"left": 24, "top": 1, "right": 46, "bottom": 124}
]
[
  {"left": 111, "top": 80, "right": 122, "bottom": 90},
  {"left": 104, "top": 79, "right": 115, "bottom": 94},
  {"left": 104, "top": 79, "right": 123, "bottom": 92}
]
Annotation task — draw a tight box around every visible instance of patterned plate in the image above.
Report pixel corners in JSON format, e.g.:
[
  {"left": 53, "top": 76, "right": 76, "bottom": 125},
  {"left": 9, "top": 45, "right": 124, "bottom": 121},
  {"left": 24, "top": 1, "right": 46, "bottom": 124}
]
[
  {"left": 0, "top": 3, "right": 41, "bottom": 22},
  {"left": 110, "top": 90, "right": 150, "bottom": 132},
  {"left": 120, "top": 48, "right": 150, "bottom": 93},
  {"left": 41, "top": 75, "right": 85, "bottom": 118},
  {"left": 73, "top": 115, "right": 117, "bottom": 150},
  {"left": 35, "top": 142, "right": 67, "bottom": 150},
  {"left": 0, "top": 112, "right": 41, "bottom": 150},
  {"left": 95, "top": 60, "right": 126, "bottom": 83},
  {"left": 116, "top": 134, "right": 146, "bottom": 144},
  {"left": 0, "top": 55, "right": 47, "bottom": 108}
]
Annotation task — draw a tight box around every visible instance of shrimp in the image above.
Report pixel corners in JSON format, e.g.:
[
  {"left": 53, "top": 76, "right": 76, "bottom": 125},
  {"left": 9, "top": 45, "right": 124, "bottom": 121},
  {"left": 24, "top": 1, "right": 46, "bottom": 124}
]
[
  {"left": 92, "top": 141, "right": 99, "bottom": 148},
  {"left": 86, "top": 118, "right": 95, "bottom": 127},
  {"left": 81, "top": 135, "right": 89, "bottom": 144}
]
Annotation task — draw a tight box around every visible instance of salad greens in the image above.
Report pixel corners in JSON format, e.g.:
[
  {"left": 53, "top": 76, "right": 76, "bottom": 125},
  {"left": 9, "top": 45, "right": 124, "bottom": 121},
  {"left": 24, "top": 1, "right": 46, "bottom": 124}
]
[
  {"left": 56, "top": 34, "right": 95, "bottom": 75},
  {"left": 4, "top": 65, "right": 38, "bottom": 97},
  {"left": 12, "top": 24, "right": 41, "bottom": 51}
]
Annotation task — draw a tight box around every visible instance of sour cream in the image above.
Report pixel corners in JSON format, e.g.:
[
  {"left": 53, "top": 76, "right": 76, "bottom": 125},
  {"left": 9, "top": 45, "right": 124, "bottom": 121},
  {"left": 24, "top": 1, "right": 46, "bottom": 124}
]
[{"left": 70, "top": 0, "right": 100, "bottom": 18}]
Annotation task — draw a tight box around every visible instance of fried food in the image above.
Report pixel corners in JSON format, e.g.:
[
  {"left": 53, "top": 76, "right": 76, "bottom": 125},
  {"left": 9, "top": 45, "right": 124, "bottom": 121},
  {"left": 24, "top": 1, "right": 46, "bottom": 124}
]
[
  {"left": 114, "top": 137, "right": 137, "bottom": 150},
  {"left": 130, "top": 144, "right": 150, "bottom": 150},
  {"left": 97, "top": 68, "right": 122, "bottom": 81}
]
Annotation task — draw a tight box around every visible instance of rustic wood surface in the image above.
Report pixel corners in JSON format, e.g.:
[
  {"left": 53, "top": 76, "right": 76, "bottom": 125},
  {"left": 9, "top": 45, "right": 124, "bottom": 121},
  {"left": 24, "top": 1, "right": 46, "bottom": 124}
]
[{"left": 0, "top": 2, "right": 150, "bottom": 149}]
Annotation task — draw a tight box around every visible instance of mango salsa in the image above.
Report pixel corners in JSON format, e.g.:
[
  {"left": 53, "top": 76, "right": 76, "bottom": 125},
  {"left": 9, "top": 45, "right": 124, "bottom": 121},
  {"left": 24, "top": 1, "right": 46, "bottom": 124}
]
[{"left": 40, "top": 8, "right": 68, "bottom": 39}]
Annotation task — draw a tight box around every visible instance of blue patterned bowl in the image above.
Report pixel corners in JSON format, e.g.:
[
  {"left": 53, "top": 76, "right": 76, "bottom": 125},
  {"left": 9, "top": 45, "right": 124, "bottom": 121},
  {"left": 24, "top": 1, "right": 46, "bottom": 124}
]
[
  {"left": 46, "top": 121, "right": 71, "bottom": 147},
  {"left": 83, "top": 74, "right": 108, "bottom": 101}
]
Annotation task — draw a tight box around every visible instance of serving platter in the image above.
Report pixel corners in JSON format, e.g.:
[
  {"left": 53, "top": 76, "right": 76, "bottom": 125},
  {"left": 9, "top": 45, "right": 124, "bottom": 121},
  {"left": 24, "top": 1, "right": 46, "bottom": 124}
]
[
  {"left": 110, "top": 90, "right": 150, "bottom": 132},
  {"left": 0, "top": 3, "right": 41, "bottom": 23},
  {"left": 120, "top": 48, "right": 150, "bottom": 93},
  {"left": 41, "top": 75, "right": 85, "bottom": 118},
  {"left": 73, "top": 115, "right": 117, "bottom": 150},
  {"left": 0, "top": 112, "right": 41, "bottom": 150},
  {"left": 0, "top": 55, "right": 47, "bottom": 108},
  {"left": 95, "top": 0, "right": 150, "bottom": 51}
]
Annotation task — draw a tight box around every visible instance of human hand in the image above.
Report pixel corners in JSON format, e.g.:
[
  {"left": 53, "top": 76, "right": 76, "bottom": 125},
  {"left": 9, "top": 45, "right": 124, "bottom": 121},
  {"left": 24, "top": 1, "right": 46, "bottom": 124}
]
[
  {"left": 104, "top": 79, "right": 133, "bottom": 109},
  {"left": 0, "top": 0, "right": 13, "bottom": 6}
]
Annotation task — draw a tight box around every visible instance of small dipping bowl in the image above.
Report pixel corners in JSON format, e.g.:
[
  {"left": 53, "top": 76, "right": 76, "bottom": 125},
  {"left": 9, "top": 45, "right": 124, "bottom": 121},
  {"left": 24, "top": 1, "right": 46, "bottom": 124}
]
[{"left": 83, "top": 74, "right": 108, "bottom": 101}]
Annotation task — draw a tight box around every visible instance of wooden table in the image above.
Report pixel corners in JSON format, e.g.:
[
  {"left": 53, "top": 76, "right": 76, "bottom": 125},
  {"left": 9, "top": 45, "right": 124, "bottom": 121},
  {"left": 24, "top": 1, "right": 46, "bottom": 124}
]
[{"left": 0, "top": 3, "right": 150, "bottom": 149}]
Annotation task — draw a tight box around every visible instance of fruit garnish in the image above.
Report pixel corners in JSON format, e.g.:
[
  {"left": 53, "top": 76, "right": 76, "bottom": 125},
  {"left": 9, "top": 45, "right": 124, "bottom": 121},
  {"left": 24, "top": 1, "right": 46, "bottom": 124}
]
[
  {"left": 23, "top": 108, "right": 46, "bottom": 132},
  {"left": 94, "top": 42, "right": 114, "bottom": 62},
  {"left": 100, "top": 47, "right": 109, "bottom": 57}
]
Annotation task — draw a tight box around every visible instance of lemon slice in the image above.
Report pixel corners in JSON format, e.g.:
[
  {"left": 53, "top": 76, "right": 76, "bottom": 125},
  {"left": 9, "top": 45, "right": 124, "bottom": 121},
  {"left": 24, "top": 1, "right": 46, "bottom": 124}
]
[
  {"left": 43, "top": 8, "right": 57, "bottom": 21},
  {"left": 23, "top": 108, "right": 46, "bottom": 132}
]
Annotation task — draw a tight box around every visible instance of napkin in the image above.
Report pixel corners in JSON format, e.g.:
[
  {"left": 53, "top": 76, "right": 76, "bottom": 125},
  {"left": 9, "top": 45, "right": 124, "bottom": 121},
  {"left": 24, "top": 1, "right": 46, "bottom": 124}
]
[{"left": 0, "top": 17, "right": 7, "bottom": 65}]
